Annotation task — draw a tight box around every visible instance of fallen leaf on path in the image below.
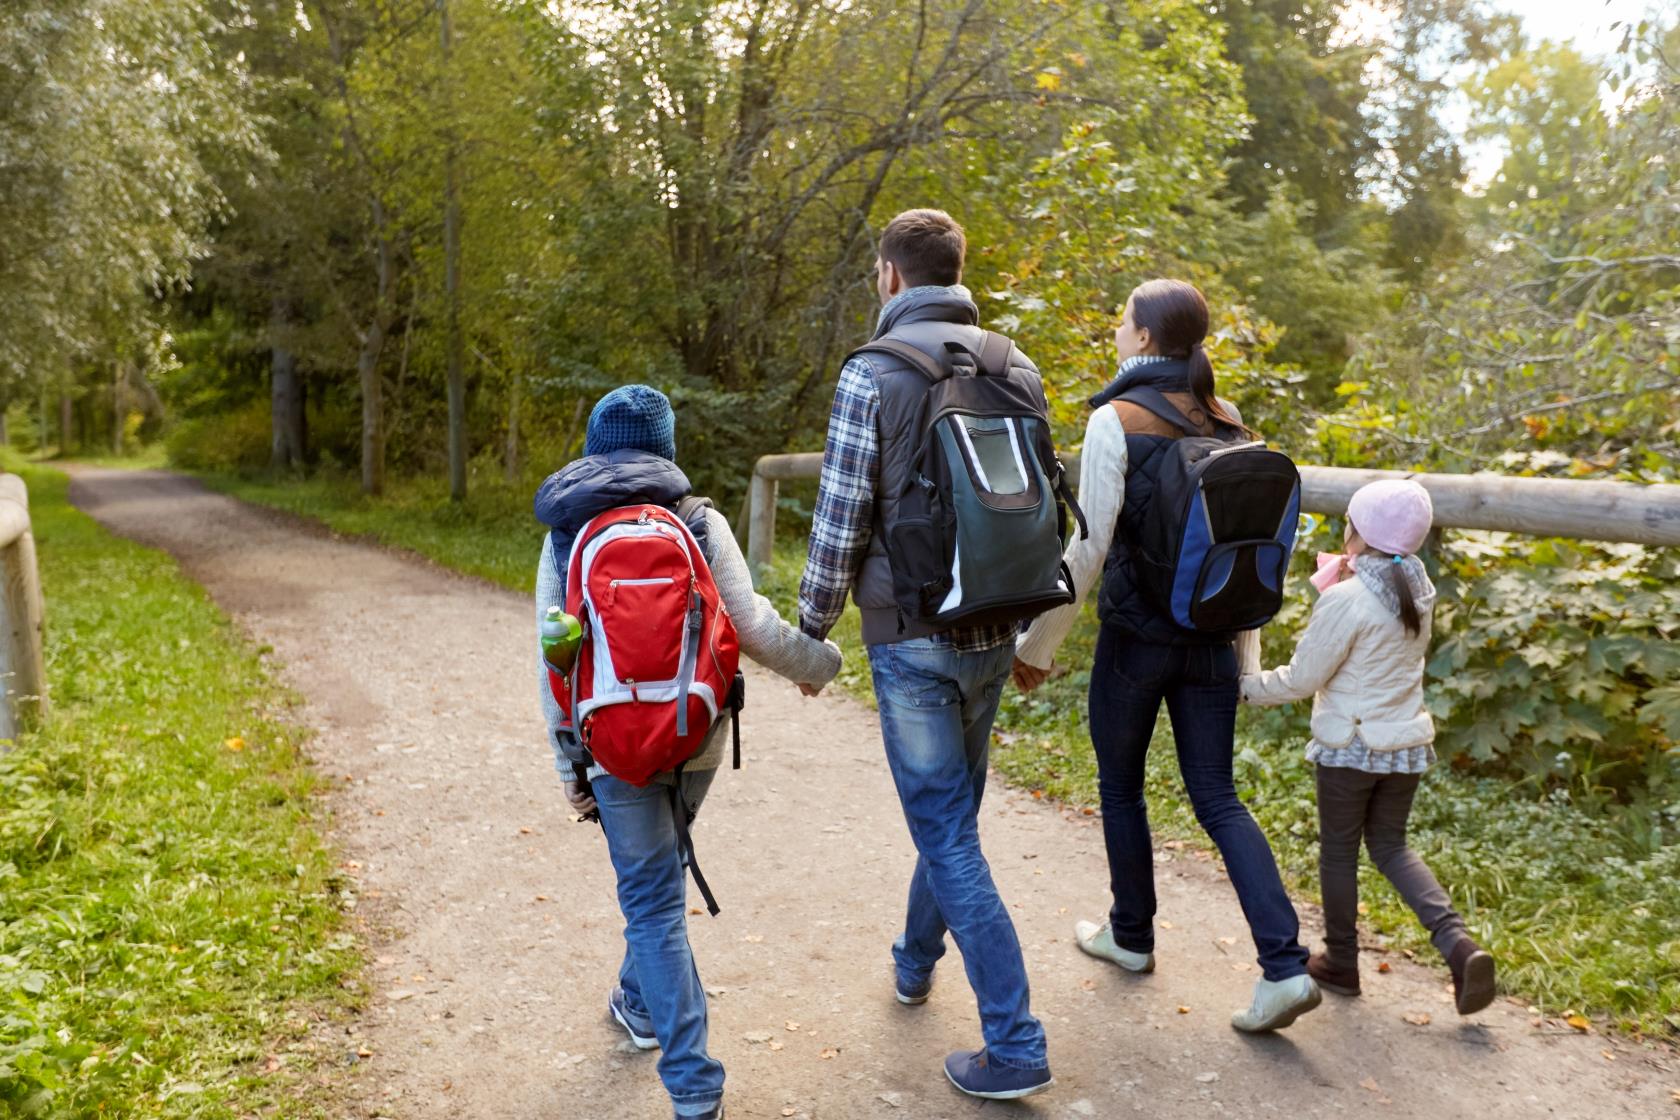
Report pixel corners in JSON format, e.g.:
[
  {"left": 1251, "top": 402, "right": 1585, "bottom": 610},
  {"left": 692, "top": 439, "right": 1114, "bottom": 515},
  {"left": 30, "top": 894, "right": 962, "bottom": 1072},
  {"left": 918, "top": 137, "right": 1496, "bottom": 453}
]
[
  {"left": 1158, "top": 919, "right": 1174, "bottom": 930},
  {"left": 743, "top": 934, "right": 764, "bottom": 943},
  {"left": 782, "top": 1109, "right": 796, "bottom": 1117},
  {"left": 1377, "top": 961, "right": 1392, "bottom": 973},
  {"left": 1600, "top": 1049, "right": 1615, "bottom": 1061},
  {"left": 1081, "top": 807, "right": 1095, "bottom": 816},
  {"left": 785, "top": 1020, "right": 800, "bottom": 1031},
  {"left": 1402, "top": 1012, "right": 1431, "bottom": 1026},
  {"left": 689, "top": 908, "right": 702, "bottom": 915},
  {"left": 1566, "top": 1014, "right": 1591, "bottom": 1032},
  {"left": 1177, "top": 1006, "right": 1191, "bottom": 1015},
  {"left": 356, "top": 1047, "right": 373, "bottom": 1058},
  {"left": 820, "top": 1047, "right": 839, "bottom": 1059},
  {"left": 1217, "top": 936, "right": 1235, "bottom": 945},
  {"left": 519, "top": 827, "right": 533, "bottom": 835},
  {"left": 768, "top": 1039, "right": 784, "bottom": 1051}
]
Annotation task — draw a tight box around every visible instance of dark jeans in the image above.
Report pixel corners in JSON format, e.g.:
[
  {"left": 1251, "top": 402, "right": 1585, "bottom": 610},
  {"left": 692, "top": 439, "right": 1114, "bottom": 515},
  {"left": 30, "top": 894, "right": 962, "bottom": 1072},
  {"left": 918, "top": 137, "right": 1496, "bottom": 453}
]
[
  {"left": 1088, "top": 627, "right": 1308, "bottom": 981},
  {"left": 1315, "top": 765, "right": 1470, "bottom": 967}
]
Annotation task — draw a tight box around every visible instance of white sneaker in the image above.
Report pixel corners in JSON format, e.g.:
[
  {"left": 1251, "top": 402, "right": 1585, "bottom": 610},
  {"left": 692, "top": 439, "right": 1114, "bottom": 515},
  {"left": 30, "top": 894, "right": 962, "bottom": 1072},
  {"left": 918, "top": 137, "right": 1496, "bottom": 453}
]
[
  {"left": 1230, "top": 974, "right": 1322, "bottom": 1033},
  {"left": 1073, "top": 920, "right": 1155, "bottom": 973}
]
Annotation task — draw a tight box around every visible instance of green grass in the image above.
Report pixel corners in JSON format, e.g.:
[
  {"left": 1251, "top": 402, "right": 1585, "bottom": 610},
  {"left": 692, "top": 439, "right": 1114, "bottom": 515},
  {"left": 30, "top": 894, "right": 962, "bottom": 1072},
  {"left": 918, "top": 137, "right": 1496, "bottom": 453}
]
[
  {"left": 0, "top": 459, "right": 357, "bottom": 1117},
  {"left": 202, "top": 465, "right": 1678, "bottom": 1036}
]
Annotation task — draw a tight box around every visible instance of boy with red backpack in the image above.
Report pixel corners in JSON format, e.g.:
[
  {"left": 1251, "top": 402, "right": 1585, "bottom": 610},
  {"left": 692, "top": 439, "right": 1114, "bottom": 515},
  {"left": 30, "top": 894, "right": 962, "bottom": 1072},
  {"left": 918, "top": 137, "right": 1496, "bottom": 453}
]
[{"left": 535, "top": 386, "right": 841, "bottom": 1120}]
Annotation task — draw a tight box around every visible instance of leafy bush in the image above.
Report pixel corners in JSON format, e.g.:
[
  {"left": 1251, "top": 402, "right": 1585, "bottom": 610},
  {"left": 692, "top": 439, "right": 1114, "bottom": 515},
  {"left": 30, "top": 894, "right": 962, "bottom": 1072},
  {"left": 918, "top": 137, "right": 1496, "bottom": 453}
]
[
  {"left": 1429, "top": 536, "right": 1680, "bottom": 797},
  {"left": 164, "top": 399, "right": 271, "bottom": 473}
]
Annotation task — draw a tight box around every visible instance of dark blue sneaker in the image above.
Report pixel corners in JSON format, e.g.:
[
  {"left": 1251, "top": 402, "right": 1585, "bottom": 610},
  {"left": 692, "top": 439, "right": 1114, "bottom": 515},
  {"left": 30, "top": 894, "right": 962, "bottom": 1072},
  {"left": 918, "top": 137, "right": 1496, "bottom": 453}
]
[
  {"left": 895, "top": 970, "right": 933, "bottom": 1006},
  {"left": 943, "top": 1048, "right": 1053, "bottom": 1100},
  {"left": 674, "top": 1102, "right": 723, "bottom": 1120},
  {"left": 608, "top": 985, "right": 658, "bottom": 1051}
]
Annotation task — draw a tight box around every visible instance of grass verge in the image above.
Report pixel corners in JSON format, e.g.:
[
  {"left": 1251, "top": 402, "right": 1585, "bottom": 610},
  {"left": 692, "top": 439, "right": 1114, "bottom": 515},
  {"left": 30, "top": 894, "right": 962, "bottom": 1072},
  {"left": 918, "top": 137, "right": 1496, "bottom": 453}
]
[
  {"left": 0, "top": 459, "right": 357, "bottom": 1117},
  {"left": 204, "top": 466, "right": 1677, "bottom": 1036}
]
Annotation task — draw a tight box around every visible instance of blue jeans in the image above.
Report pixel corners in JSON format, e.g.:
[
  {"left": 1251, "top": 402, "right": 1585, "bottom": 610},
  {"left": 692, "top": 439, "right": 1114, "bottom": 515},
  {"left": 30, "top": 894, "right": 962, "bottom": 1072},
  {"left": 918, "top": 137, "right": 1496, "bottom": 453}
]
[
  {"left": 592, "top": 770, "right": 724, "bottom": 1116},
  {"left": 867, "top": 638, "right": 1048, "bottom": 1070},
  {"left": 1087, "top": 628, "right": 1309, "bottom": 982}
]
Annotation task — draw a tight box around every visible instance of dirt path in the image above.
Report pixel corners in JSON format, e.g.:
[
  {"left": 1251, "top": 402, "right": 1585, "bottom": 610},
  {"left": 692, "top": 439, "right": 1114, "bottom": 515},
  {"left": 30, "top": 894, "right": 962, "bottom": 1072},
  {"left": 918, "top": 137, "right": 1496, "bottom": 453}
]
[{"left": 67, "top": 466, "right": 1674, "bottom": 1120}]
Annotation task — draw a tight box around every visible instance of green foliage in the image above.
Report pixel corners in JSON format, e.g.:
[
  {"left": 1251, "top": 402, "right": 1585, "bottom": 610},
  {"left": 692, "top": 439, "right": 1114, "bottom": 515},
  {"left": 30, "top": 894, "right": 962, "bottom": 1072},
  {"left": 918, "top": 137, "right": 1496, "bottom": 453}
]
[
  {"left": 0, "top": 461, "right": 355, "bottom": 1116},
  {"left": 165, "top": 400, "right": 274, "bottom": 474},
  {"left": 1427, "top": 537, "right": 1680, "bottom": 795},
  {"left": 0, "top": 0, "right": 259, "bottom": 397}
]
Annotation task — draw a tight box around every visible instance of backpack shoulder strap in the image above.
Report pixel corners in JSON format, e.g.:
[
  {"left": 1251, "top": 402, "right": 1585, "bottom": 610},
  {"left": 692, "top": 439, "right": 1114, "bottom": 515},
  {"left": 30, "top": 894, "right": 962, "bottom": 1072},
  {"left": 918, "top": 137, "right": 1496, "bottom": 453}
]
[
  {"left": 976, "top": 330, "right": 1014, "bottom": 377},
  {"left": 1117, "top": 387, "right": 1206, "bottom": 439},
  {"left": 849, "top": 338, "right": 948, "bottom": 384},
  {"left": 674, "top": 495, "right": 715, "bottom": 562}
]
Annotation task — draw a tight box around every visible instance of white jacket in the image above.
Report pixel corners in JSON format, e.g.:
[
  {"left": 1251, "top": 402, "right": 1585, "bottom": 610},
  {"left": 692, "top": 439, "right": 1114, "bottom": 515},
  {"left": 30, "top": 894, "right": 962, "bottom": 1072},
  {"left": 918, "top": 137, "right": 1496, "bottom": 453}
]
[{"left": 1240, "top": 575, "right": 1434, "bottom": 752}]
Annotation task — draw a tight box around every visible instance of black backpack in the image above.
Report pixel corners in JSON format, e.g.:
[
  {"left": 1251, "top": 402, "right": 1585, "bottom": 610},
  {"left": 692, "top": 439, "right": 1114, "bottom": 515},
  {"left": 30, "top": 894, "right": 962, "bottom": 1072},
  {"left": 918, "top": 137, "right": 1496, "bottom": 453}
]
[
  {"left": 852, "top": 331, "right": 1087, "bottom": 631},
  {"left": 1118, "top": 386, "right": 1300, "bottom": 633}
]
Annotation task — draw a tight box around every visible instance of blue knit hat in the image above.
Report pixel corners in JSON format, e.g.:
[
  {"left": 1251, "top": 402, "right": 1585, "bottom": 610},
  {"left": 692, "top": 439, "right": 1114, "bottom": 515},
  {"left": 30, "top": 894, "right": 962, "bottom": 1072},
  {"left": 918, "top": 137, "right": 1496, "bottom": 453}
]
[{"left": 584, "top": 385, "right": 676, "bottom": 462}]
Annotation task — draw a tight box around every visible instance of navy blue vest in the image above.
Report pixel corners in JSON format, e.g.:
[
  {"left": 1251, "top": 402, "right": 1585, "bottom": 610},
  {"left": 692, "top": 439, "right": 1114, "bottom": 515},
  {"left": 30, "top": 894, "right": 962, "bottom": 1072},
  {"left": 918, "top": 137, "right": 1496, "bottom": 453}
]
[{"left": 1090, "top": 360, "right": 1230, "bottom": 646}]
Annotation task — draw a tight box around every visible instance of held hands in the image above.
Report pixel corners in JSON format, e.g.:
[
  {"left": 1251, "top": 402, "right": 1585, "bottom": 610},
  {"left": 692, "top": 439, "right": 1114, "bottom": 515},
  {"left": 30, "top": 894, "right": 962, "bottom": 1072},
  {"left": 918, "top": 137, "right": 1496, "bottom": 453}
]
[
  {"left": 562, "top": 779, "right": 596, "bottom": 815},
  {"left": 1011, "top": 656, "right": 1050, "bottom": 693}
]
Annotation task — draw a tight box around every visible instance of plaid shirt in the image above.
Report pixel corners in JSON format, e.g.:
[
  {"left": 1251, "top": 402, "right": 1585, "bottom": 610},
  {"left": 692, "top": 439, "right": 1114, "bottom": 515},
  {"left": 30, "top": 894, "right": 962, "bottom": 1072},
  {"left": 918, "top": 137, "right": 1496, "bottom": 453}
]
[{"left": 798, "top": 351, "right": 1019, "bottom": 654}]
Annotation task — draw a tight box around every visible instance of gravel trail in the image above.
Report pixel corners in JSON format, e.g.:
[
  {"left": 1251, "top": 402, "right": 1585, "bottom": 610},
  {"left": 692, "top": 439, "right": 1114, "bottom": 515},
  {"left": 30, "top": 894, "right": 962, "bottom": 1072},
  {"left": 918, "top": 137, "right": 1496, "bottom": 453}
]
[{"left": 67, "top": 466, "right": 1675, "bottom": 1120}]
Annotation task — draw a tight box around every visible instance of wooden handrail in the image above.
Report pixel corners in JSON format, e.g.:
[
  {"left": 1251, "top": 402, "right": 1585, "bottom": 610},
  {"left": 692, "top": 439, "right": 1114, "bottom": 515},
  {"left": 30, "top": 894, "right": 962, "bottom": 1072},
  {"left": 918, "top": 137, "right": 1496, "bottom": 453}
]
[
  {"left": 0, "top": 474, "right": 47, "bottom": 740},
  {"left": 743, "top": 451, "right": 1680, "bottom": 581}
]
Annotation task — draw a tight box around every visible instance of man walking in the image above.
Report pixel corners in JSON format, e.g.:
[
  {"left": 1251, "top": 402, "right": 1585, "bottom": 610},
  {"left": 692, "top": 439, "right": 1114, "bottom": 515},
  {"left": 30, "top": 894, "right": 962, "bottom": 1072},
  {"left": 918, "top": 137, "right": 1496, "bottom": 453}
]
[{"left": 798, "top": 209, "right": 1053, "bottom": 1100}]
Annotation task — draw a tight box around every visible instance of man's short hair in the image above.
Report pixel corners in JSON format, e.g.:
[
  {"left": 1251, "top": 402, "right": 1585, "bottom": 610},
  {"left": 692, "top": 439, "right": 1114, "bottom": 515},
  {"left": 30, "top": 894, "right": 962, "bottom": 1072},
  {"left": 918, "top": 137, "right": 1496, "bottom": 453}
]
[{"left": 879, "top": 209, "right": 965, "bottom": 288}]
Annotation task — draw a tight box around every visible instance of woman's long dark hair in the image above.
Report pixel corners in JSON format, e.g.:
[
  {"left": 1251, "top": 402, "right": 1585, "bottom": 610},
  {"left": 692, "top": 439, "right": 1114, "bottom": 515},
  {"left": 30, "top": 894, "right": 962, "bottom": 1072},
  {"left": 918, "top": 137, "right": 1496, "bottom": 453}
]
[{"left": 1129, "top": 278, "right": 1253, "bottom": 436}]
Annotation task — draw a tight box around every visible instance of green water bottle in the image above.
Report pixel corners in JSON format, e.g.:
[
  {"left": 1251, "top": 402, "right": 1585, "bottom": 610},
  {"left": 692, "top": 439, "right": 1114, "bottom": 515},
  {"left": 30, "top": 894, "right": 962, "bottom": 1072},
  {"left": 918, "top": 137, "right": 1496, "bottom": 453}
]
[{"left": 541, "top": 605, "right": 584, "bottom": 674}]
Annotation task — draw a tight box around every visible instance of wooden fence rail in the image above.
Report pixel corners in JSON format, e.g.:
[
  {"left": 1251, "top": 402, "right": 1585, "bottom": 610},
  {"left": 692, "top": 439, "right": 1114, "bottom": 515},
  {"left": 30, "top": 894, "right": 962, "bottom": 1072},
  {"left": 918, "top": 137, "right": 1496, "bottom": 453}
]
[
  {"left": 740, "top": 451, "right": 1680, "bottom": 582},
  {"left": 0, "top": 473, "right": 47, "bottom": 740}
]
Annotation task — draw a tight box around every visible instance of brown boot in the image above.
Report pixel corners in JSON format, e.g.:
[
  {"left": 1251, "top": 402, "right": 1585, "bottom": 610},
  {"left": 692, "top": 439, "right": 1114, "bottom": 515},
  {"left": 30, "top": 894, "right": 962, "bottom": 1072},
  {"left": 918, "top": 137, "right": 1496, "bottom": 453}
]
[
  {"left": 1447, "top": 941, "right": 1496, "bottom": 1015},
  {"left": 1307, "top": 952, "right": 1360, "bottom": 997}
]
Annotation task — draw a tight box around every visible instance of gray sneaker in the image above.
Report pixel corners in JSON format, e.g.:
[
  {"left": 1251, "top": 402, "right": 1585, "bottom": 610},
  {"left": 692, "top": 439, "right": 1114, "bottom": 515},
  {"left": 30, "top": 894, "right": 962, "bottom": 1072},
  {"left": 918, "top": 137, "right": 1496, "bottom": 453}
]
[
  {"left": 1074, "top": 919, "right": 1155, "bottom": 973},
  {"left": 1230, "top": 974, "right": 1322, "bottom": 1032}
]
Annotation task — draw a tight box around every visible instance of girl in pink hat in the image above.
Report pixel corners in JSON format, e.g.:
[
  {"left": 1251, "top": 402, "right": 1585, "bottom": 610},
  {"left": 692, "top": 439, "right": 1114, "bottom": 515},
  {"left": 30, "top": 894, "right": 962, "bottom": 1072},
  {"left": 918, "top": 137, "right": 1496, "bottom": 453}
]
[{"left": 1240, "top": 479, "right": 1498, "bottom": 1015}]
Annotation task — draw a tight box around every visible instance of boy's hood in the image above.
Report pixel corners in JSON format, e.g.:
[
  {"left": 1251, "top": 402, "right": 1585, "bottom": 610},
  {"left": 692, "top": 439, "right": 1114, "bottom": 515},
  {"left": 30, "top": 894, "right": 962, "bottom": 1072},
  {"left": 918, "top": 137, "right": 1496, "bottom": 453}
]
[{"left": 532, "top": 449, "right": 693, "bottom": 536}]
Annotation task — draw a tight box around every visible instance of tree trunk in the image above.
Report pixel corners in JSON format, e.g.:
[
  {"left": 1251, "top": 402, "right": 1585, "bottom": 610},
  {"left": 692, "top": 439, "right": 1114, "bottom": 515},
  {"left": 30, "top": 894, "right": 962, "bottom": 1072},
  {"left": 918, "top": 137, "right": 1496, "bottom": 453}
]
[
  {"left": 358, "top": 323, "right": 386, "bottom": 496},
  {"left": 270, "top": 297, "right": 305, "bottom": 470},
  {"left": 440, "top": 0, "right": 467, "bottom": 502},
  {"left": 112, "top": 363, "right": 125, "bottom": 456},
  {"left": 58, "top": 388, "right": 72, "bottom": 456},
  {"left": 503, "top": 371, "right": 520, "bottom": 483}
]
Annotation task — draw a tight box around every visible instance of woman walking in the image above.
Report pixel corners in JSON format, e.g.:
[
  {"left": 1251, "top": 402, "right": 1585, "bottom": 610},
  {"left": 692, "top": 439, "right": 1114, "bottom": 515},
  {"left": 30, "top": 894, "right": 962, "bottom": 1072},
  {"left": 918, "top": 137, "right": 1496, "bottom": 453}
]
[
  {"left": 1013, "top": 278, "right": 1320, "bottom": 1032},
  {"left": 1241, "top": 479, "right": 1497, "bottom": 1014}
]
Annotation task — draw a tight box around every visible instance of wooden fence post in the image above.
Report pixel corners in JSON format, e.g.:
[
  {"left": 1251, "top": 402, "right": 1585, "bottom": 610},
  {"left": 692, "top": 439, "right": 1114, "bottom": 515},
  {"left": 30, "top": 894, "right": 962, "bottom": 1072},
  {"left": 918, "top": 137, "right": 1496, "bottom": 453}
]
[
  {"left": 0, "top": 474, "right": 47, "bottom": 741},
  {"left": 746, "top": 472, "right": 777, "bottom": 583}
]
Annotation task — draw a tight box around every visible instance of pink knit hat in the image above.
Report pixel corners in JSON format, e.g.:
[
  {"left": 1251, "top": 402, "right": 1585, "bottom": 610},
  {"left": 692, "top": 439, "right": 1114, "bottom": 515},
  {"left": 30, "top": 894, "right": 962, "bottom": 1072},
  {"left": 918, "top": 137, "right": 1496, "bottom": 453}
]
[{"left": 1347, "top": 479, "right": 1433, "bottom": 556}]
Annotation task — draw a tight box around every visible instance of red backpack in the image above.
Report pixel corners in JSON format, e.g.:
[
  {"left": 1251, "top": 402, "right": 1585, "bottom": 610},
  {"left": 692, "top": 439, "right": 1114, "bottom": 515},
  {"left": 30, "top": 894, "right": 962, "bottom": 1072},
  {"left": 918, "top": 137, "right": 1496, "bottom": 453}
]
[{"left": 547, "top": 499, "right": 744, "bottom": 912}]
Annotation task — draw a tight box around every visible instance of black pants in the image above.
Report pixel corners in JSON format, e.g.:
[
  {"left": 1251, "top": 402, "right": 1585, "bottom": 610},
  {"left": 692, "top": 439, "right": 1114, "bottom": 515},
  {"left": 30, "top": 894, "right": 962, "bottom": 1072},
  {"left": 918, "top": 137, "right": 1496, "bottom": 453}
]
[
  {"left": 1087, "top": 628, "right": 1308, "bottom": 981},
  {"left": 1315, "top": 764, "right": 1470, "bottom": 966}
]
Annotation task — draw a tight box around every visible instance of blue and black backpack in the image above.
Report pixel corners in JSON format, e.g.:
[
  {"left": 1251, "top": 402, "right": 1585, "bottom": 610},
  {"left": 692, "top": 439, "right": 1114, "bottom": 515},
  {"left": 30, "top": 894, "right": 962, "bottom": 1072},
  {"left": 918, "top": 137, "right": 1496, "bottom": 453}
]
[{"left": 1119, "top": 387, "right": 1301, "bottom": 633}]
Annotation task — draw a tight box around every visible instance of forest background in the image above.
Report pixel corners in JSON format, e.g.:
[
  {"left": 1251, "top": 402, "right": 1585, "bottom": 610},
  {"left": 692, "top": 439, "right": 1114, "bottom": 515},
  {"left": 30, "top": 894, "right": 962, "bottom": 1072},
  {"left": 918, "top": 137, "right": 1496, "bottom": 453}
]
[{"left": 2, "top": 0, "right": 1679, "bottom": 1097}]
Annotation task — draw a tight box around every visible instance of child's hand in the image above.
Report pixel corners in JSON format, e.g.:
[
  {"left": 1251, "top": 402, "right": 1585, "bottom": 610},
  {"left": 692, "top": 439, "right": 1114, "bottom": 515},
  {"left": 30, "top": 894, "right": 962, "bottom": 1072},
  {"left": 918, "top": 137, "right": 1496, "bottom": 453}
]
[{"left": 1012, "top": 657, "right": 1050, "bottom": 692}]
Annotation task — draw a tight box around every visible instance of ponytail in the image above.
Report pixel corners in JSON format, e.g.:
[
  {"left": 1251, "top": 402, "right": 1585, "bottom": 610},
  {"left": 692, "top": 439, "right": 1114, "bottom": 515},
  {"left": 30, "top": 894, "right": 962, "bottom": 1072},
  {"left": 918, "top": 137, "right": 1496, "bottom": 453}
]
[
  {"left": 1130, "top": 279, "right": 1254, "bottom": 437},
  {"left": 1187, "top": 342, "right": 1254, "bottom": 439},
  {"left": 1377, "top": 551, "right": 1423, "bottom": 636}
]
